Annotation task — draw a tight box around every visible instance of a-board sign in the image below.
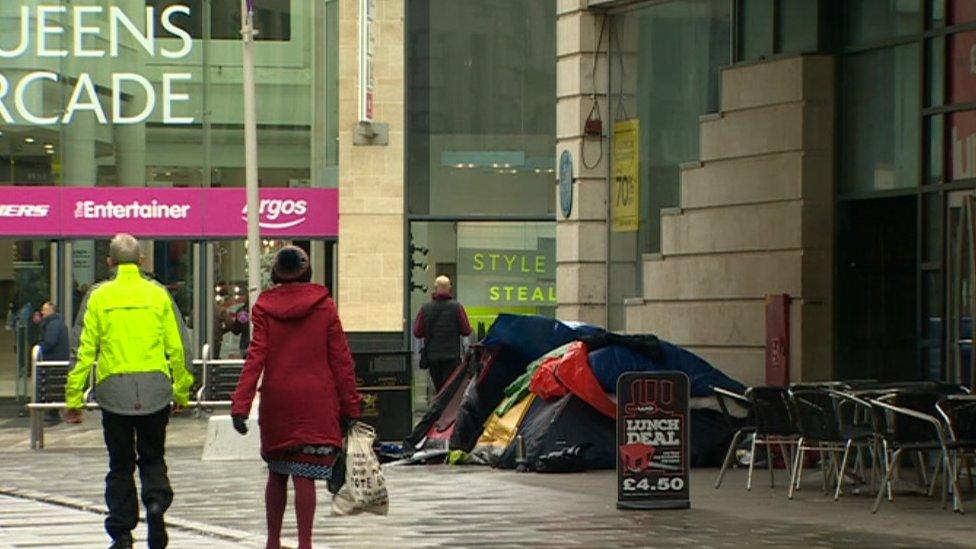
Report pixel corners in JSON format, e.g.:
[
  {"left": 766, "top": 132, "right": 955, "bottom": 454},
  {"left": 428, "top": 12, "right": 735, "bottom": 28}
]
[{"left": 616, "top": 371, "right": 690, "bottom": 510}]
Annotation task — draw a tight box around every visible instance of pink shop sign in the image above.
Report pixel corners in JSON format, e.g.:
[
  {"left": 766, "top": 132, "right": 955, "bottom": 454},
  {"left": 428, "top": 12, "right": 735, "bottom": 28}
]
[
  {"left": 0, "top": 186, "right": 61, "bottom": 236},
  {"left": 0, "top": 186, "right": 339, "bottom": 238}
]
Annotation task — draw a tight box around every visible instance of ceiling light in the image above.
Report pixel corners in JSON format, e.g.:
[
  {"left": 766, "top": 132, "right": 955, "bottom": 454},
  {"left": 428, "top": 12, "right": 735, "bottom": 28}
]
[
  {"left": 24, "top": 137, "right": 34, "bottom": 144},
  {"left": 45, "top": 149, "right": 55, "bottom": 154},
  {"left": 44, "top": 143, "right": 54, "bottom": 149}
]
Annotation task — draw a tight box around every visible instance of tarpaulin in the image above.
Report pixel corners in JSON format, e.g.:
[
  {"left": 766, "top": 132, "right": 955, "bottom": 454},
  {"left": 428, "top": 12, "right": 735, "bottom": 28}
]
[
  {"left": 589, "top": 341, "right": 745, "bottom": 397},
  {"left": 529, "top": 341, "right": 616, "bottom": 419}
]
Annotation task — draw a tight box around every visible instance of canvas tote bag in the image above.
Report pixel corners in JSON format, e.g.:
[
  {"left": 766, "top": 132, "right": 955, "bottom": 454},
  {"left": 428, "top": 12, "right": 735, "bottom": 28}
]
[{"left": 331, "top": 422, "right": 389, "bottom": 515}]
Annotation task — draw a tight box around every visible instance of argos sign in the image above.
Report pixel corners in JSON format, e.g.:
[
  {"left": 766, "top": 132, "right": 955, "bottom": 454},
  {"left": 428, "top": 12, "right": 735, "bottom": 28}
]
[
  {"left": 240, "top": 199, "right": 310, "bottom": 230},
  {"left": 0, "top": 186, "right": 338, "bottom": 238}
]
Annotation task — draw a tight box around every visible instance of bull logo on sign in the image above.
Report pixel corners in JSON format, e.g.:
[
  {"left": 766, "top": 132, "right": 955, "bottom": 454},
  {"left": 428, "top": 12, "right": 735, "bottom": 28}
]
[{"left": 619, "top": 443, "right": 656, "bottom": 474}]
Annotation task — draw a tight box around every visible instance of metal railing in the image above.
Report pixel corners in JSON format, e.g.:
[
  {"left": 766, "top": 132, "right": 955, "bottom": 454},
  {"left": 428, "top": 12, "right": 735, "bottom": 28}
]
[{"left": 26, "top": 344, "right": 246, "bottom": 449}]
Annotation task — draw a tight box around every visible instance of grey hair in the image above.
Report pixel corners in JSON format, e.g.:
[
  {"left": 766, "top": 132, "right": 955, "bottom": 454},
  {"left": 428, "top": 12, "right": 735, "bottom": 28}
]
[
  {"left": 433, "top": 275, "right": 452, "bottom": 292},
  {"left": 109, "top": 233, "right": 141, "bottom": 264}
]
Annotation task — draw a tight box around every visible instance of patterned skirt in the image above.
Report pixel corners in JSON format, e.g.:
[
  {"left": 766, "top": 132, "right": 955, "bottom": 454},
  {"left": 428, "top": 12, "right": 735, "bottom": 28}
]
[{"left": 264, "top": 445, "right": 339, "bottom": 480}]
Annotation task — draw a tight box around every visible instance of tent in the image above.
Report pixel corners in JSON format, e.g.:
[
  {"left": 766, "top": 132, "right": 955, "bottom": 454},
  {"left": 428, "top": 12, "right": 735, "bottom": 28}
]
[
  {"left": 469, "top": 393, "right": 537, "bottom": 466},
  {"left": 406, "top": 314, "right": 746, "bottom": 470},
  {"left": 403, "top": 347, "right": 480, "bottom": 451},
  {"left": 450, "top": 316, "right": 600, "bottom": 451},
  {"left": 496, "top": 393, "right": 616, "bottom": 471}
]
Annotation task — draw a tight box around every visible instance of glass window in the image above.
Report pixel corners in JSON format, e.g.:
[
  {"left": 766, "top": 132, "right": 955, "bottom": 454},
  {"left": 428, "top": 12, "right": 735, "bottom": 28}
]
[
  {"left": 923, "top": 270, "right": 943, "bottom": 339},
  {"left": 929, "top": 0, "right": 946, "bottom": 29},
  {"left": 841, "top": 44, "right": 921, "bottom": 193},
  {"left": 0, "top": 1, "right": 330, "bottom": 188},
  {"left": 0, "top": 240, "right": 52, "bottom": 399},
  {"left": 738, "top": 0, "right": 773, "bottom": 61},
  {"left": 948, "top": 110, "right": 976, "bottom": 181},
  {"left": 923, "top": 192, "right": 943, "bottom": 263},
  {"left": 608, "top": 0, "right": 730, "bottom": 329},
  {"left": 844, "top": 0, "right": 921, "bottom": 45},
  {"left": 927, "top": 38, "right": 945, "bottom": 107},
  {"left": 777, "top": 0, "right": 819, "bottom": 55},
  {"left": 407, "top": 0, "right": 557, "bottom": 216},
  {"left": 949, "top": 0, "right": 976, "bottom": 26},
  {"left": 151, "top": 0, "right": 292, "bottom": 41},
  {"left": 948, "top": 31, "right": 976, "bottom": 105},
  {"left": 408, "top": 221, "right": 555, "bottom": 402},
  {"left": 927, "top": 115, "right": 945, "bottom": 184}
]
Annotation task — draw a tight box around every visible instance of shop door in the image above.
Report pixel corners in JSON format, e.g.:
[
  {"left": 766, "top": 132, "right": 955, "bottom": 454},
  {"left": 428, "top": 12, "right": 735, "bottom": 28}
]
[{"left": 947, "top": 192, "right": 976, "bottom": 388}]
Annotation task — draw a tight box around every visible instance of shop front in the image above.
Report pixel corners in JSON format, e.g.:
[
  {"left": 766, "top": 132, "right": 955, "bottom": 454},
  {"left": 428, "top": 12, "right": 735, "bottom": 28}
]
[{"left": 0, "top": 184, "right": 338, "bottom": 401}]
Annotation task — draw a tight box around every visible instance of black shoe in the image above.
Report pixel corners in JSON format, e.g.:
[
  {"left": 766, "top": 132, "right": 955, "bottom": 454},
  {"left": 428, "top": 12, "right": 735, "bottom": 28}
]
[
  {"left": 109, "top": 534, "right": 133, "bottom": 549},
  {"left": 146, "top": 503, "right": 168, "bottom": 549}
]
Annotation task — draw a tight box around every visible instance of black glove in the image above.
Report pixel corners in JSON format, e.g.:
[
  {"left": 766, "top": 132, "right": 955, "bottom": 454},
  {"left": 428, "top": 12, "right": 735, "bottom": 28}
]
[{"left": 232, "top": 415, "right": 248, "bottom": 435}]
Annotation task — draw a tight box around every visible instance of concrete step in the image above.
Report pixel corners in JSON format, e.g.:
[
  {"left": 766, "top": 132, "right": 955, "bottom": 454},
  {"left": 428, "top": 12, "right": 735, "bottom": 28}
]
[
  {"left": 625, "top": 299, "right": 766, "bottom": 347},
  {"left": 699, "top": 102, "right": 831, "bottom": 163},
  {"left": 680, "top": 152, "right": 805, "bottom": 210},
  {"left": 641, "top": 250, "right": 805, "bottom": 301},
  {"left": 662, "top": 201, "right": 832, "bottom": 256},
  {"left": 720, "top": 56, "right": 833, "bottom": 113}
]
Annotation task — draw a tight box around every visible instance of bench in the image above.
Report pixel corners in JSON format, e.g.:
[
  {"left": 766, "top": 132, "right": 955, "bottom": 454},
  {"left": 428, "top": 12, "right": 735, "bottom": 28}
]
[{"left": 26, "top": 344, "right": 245, "bottom": 450}]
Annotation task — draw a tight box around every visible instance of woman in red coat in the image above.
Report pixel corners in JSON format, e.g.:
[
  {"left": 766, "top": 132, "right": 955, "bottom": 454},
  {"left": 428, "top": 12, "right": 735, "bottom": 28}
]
[{"left": 231, "top": 246, "right": 362, "bottom": 549}]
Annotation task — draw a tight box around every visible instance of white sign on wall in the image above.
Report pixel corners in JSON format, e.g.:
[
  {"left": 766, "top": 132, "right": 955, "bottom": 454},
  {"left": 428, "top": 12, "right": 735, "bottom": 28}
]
[{"left": 358, "top": 0, "right": 375, "bottom": 123}]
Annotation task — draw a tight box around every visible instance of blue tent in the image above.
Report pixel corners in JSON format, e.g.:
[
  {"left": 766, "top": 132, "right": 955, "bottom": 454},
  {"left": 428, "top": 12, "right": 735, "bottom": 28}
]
[{"left": 588, "top": 342, "right": 746, "bottom": 397}]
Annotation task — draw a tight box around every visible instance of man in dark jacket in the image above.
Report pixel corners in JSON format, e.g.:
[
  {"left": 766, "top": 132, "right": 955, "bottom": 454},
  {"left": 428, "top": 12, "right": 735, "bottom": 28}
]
[
  {"left": 412, "top": 275, "right": 472, "bottom": 392},
  {"left": 38, "top": 301, "right": 69, "bottom": 361}
]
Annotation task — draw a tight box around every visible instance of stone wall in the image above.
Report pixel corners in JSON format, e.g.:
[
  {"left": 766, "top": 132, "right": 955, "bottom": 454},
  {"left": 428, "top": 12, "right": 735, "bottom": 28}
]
[
  {"left": 336, "top": 0, "right": 406, "bottom": 332},
  {"left": 625, "top": 56, "right": 835, "bottom": 386}
]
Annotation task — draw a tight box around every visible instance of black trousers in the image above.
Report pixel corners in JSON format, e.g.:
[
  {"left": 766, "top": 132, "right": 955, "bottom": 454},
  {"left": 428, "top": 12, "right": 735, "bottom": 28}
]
[
  {"left": 101, "top": 406, "right": 173, "bottom": 540},
  {"left": 427, "top": 358, "right": 459, "bottom": 393}
]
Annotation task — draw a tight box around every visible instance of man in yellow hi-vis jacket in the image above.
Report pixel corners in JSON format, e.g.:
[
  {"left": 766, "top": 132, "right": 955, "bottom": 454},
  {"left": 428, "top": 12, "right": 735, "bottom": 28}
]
[{"left": 65, "top": 233, "right": 194, "bottom": 549}]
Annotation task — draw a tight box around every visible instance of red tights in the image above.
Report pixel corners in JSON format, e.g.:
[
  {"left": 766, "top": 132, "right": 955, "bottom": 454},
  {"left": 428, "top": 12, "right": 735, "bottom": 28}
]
[{"left": 265, "top": 471, "right": 316, "bottom": 549}]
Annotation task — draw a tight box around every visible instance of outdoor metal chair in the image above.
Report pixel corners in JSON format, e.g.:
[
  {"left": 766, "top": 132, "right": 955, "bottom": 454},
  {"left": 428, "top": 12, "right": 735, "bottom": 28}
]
[
  {"left": 744, "top": 386, "right": 799, "bottom": 491},
  {"left": 786, "top": 388, "right": 875, "bottom": 500},
  {"left": 712, "top": 386, "right": 754, "bottom": 489},
  {"left": 936, "top": 394, "right": 976, "bottom": 511},
  {"left": 870, "top": 392, "right": 962, "bottom": 513}
]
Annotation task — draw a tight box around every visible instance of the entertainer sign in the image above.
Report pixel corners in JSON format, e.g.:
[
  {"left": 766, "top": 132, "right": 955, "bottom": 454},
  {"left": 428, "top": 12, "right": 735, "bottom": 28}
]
[{"left": 0, "top": 186, "right": 339, "bottom": 238}]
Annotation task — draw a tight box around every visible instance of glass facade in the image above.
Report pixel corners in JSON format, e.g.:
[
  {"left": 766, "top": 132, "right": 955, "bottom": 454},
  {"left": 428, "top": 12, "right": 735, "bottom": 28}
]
[
  {"left": 407, "top": 0, "right": 556, "bottom": 217},
  {"left": 840, "top": 44, "right": 920, "bottom": 193},
  {"left": 607, "top": 0, "right": 731, "bottom": 329},
  {"left": 407, "top": 0, "right": 557, "bottom": 405},
  {"left": 837, "top": 0, "right": 976, "bottom": 383},
  {"left": 0, "top": 1, "right": 339, "bottom": 397}
]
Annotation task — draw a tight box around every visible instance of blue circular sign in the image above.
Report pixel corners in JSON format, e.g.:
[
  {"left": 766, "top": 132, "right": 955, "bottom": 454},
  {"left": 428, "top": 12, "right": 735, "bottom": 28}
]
[{"left": 559, "top": 150, "right": 574, "bottom": 218}]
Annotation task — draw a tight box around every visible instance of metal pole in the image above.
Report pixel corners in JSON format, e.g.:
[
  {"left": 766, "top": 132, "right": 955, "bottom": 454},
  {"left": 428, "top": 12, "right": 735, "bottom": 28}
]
[{"left": 241, "top": 0, "right": 261, "bottom": 315}]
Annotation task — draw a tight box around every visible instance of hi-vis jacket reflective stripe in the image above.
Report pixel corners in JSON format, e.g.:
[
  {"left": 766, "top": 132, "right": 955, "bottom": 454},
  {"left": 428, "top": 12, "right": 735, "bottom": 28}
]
[{"left": 66, "top": 263, "right": 193, "bottom": 409}]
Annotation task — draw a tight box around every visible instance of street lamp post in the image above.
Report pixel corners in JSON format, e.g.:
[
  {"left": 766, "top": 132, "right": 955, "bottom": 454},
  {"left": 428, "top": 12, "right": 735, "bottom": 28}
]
[{"left": 240, "top": 0, "right": 261, "bottom": 318}]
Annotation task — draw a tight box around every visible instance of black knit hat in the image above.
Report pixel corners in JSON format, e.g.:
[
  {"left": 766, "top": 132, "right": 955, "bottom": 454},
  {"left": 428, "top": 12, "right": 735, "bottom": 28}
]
[{"left": 271, "top": 246, "right": 311, "bottom": 284}]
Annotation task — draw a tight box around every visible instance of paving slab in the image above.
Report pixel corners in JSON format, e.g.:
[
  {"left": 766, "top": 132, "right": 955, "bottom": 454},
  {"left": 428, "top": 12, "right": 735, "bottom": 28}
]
[{"left": 0, "top": 416, "right": 974, "bottom": 547}]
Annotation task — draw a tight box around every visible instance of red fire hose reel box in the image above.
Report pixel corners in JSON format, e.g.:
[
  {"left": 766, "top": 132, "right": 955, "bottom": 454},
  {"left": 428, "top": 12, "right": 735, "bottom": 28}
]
[{"left": 765, "top": 294, "right": 790, "bottom": 387}]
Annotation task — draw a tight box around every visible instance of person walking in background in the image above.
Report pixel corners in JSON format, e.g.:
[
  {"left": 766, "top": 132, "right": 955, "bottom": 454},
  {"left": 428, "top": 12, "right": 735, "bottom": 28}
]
[
  {"left": 231, "top": 246, "right": 362, "bottom": 549},
  {"left": 64, "top": 234, "right": 194, "bottom": 549},
  {"left": 38, "top": 301, "right": 69, "bottom": 424},
  {"left": 37, "top": 301, "right": 69, "bottom": 361},
  {"left": 413, "top": 275, "right": 472, "bottom": 392}
]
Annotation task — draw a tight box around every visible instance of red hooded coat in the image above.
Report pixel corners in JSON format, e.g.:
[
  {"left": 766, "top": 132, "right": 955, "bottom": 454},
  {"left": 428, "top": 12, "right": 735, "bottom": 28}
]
[{"left": 231, "top": 283, "right": 362, "bottom": 454}]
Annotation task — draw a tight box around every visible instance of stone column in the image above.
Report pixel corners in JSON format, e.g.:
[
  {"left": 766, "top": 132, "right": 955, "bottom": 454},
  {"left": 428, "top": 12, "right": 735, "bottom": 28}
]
[
  {"left": 62, "top": 115, "right": 97, "bottom": 186},
  {"left": 336, "top": 0, "right": 405, "bottom": 331},
  {"left": 555, "top": 1, "right": 608, "bottom": 326}
]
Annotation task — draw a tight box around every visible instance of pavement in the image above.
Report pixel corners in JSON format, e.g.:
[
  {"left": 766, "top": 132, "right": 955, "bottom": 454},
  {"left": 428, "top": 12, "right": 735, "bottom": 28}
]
[{"left": 0, "top": 410, "right": 975, "bottom": 548}]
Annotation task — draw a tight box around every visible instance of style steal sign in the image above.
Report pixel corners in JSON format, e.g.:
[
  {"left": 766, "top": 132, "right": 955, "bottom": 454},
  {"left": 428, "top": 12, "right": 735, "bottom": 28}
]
[{"left": 617, "top": 371, "right": 690, "bottom": 510}]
